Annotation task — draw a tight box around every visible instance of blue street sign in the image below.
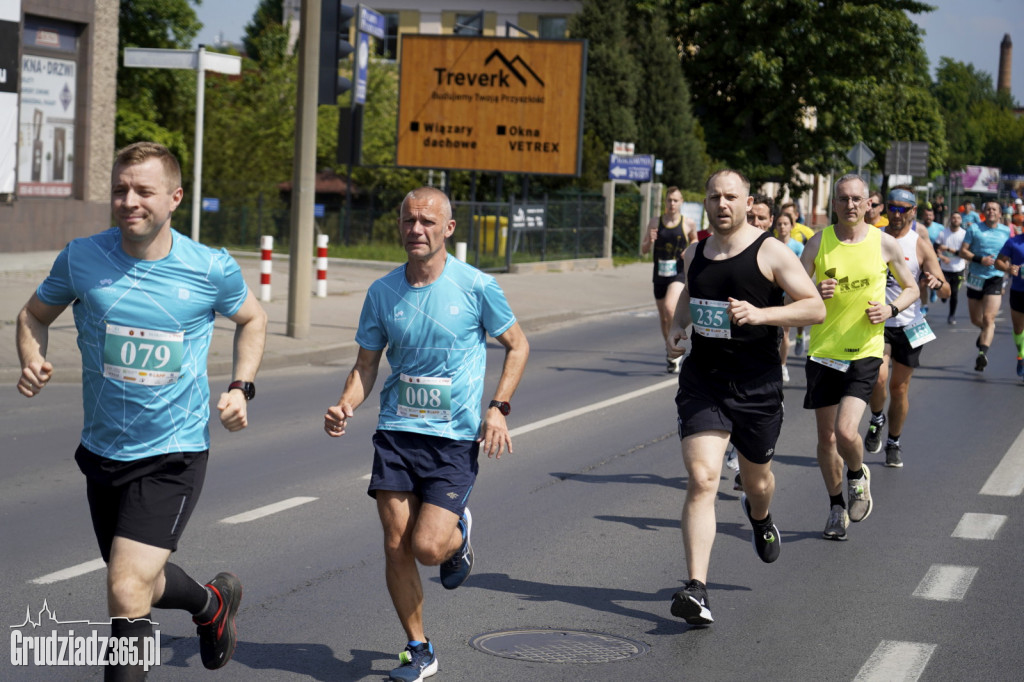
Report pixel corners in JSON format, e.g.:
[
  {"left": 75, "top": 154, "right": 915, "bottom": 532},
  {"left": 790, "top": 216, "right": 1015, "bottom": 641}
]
[
  {"left": 608, "top": 154, "right": 654, "bottom": 182},
  {"left": 314, "top": 203, "right": 325, "bottom": 218},
  {"left": 354, "top": 32, "right": 370, "bottom": 104},
  {"left": 359, "top": 6, "right": 387, "bottom": 39},
  {"left": 201, "top": 197, "right": 219, "bottom": 212}
]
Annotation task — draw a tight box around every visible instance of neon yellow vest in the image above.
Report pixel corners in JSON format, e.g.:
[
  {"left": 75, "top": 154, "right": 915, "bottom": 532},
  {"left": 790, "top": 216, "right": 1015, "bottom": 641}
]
[{"left": 809, "top": 225, "right": 887, "bottom": 360}]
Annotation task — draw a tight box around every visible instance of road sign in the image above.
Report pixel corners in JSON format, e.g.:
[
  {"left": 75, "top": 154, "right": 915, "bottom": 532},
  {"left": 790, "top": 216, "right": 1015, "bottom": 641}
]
[
  {"left": 884, "top": 141, "right": 929, "bottom": 176},
  {"left": 846, "top": 142, "right": 874, "bottom": 169},
  {"left": 358, "top": 6, "right": 386, "bottom": 39},
  {"left": 314, "top": 203, "right": 325, "bottom": 218},
  {"left": 201, "top": 197, "right": 219, "bottom": 212},
  {"left": 608, "top": 154, "right": 654, "bottom": 182}
]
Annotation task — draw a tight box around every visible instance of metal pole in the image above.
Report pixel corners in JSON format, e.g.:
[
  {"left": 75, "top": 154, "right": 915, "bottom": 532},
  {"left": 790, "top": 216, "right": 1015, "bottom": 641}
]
[
  {"left": 191, "top": 45, "right": 206, "bottom": 243},
  {"left": 287, "top": 0, "right": 320, "bottom": 338}
]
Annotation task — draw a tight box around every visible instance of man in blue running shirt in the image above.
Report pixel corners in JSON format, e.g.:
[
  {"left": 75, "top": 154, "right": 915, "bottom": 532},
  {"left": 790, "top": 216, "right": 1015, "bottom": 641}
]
[
  {"left": 16, "top": 142, "right": 267, "bottom": 679},
  {"left": 324, "top": 187, "right": 529, "bottom": 681},
  {"left": 960, "top": 200, "right": 1012, "bottom": 371}
]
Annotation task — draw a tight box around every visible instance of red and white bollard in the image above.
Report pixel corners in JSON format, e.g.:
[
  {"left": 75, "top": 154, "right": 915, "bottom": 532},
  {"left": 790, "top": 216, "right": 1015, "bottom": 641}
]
[
  {"left": 316, "top": 233, "right": 328, "bottom": 298},
  {"left": 259, "top": 235, "right": 273, "bottom": 302}
]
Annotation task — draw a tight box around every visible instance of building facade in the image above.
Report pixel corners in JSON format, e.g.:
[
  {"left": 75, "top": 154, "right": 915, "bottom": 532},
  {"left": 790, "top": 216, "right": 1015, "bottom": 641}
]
[{"left": 1, "top": 0, "right": 118, "bottom": 253}]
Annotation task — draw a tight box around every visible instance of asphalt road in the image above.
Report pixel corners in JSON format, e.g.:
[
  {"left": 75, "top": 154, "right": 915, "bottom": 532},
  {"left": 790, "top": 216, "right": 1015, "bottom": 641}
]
[{"left": 3, "top": 307, "right": 1023, "bottom": 681}]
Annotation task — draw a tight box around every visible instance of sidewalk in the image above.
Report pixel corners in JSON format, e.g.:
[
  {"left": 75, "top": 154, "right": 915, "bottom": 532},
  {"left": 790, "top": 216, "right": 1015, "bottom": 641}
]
[{"left": 0, "top": 250, "right": 653, "bottom": 384}]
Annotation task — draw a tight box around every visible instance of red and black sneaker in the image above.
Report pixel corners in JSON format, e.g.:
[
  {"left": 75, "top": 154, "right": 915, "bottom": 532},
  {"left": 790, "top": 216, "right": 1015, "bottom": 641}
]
[{"left": 193, "top": 572, "right": 242, "bottom": 670}]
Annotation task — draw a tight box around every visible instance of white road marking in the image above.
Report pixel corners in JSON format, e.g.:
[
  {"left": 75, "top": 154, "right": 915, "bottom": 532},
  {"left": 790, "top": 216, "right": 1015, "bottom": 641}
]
[
  {"left": 30, "top": 558, "right": 106, "bottom": 585},
  {"left": 220, "top": 496, "right": 319, "bottom": 524},
  {"left": 912, "top": 564, "right": 978, "bottom": 602},
  {"left": 509, "top": 378, "right": 678, "bottom": 438},
  {"left": 979, "top": 425, "right": 1024, "bottom": 496},
  {"left": 854, "top": 641, "right": 937, "bottom": 682},
  {"left": 952, "top": 513, "right": 1006, "bottom": 540}
]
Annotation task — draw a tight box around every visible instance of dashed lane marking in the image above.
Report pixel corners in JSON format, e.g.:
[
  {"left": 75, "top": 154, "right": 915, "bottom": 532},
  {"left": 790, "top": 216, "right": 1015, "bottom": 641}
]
[
  {"left": 219, "top": 496, "right": 319, "bottom": 524},
  {"left": 979, "top": 425, "right": 1024, "bottom": 496},
  {"left": 509, "top": 378, "right": 678, "bottom": 439},
  {"left": 30, "top": 558, "right": 106, "bottom": 585},
  {"left": 912, "top": 564, "right": 978, "bottom": 602},
  {"left": 952, "top": 512, "right": 1007, "bottom": 540},
  {"left": 854, "top": 641, "right": 937, "bottom": 682}
]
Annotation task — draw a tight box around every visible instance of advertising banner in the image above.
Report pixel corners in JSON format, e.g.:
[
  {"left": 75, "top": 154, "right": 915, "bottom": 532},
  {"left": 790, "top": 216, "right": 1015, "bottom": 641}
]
[
  {"left": 397, "top": 35, "right": 585, "bottom": 176},
  {"left": 17, "top": 54, "right": 75, "bottom": 197}
]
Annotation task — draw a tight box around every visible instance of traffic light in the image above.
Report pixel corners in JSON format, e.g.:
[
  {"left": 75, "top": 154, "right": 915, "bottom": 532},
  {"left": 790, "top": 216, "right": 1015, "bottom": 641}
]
[{"left": 318, "top": 1, "right": 354, "bottom": 105}]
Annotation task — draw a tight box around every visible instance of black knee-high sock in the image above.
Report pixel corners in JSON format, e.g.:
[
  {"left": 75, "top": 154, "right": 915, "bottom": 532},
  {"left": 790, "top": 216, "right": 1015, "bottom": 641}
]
[
  {"left": 105, "top": 616, "right": 153, "bottom": 681},
  {"left": 152, "top": 562, "right": 210, "bottom": 616}
]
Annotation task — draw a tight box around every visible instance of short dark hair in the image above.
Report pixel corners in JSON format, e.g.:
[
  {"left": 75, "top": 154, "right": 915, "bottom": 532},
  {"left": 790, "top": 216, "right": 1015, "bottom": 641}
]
[
  {"left": 705, "top": 169, "right": 751, "bottom": 192},
  {"left": 751, "top": 194, "right": 774, "bottom": 211},
  {"left": 113, "top": 141, "right": 182, "bottom": 190}
]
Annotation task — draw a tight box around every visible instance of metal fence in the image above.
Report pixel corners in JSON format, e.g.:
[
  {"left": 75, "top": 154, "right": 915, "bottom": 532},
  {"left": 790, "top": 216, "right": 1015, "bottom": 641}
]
[{"left": 177, "top": 188, "right": 643, "bottom": 272}]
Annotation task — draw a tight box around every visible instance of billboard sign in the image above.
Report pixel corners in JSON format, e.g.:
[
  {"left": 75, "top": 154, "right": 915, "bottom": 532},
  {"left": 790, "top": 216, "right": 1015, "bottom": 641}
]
[
  {"left": 952, "top": 165, "right": 1001, "bottom": 194},
  {"left": 396, "top": 35, "right": 586, "bottom": 175}
]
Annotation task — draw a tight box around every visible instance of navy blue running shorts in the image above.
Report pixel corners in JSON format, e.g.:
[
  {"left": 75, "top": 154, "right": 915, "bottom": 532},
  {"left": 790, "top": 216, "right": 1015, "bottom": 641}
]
[
  {"left": 883, "top": 325, "right": 923, "bottom": 368},
  {"left": 368, "top": 430, "right": 479, "bottom": 516},
  {"left": 75, "top": 444, "right": 208, "bottom": 562},
  {"left": 675, "top": 362, "right": 783, "bottom": 464},
  {"left": 965, "top": 275, "right": 1004, "bottom": 299},
  {"left": 802, "top": 356, "right": 882, "bottom": 409}
]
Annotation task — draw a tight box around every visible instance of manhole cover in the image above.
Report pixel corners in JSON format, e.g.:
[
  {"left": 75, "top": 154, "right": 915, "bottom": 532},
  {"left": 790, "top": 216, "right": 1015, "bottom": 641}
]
[{"left": 469, "top": 628, "right": 649, "bottom": 664}]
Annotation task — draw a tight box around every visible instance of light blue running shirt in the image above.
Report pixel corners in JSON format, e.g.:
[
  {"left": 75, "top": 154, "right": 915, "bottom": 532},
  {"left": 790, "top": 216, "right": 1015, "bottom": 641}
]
[
  {"left": 356, "top": 254, "right": 516, "bottom": 441},
  {"left": 36, "top": 228, "right": 248, "bottom": 460},
  {"left": 964, "top": 222, "right": 1011, "bottom": 282}
]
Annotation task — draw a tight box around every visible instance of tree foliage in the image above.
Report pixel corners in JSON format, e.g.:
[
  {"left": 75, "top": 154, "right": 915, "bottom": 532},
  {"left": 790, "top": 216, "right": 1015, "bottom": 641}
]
[
  {"left": 932, "top": 58, "right": 1024, "bottom": 173},
  {"left": 116, "top": 0, "right": 202, "bottom": 165},
  {"left": 661, "top": 0, "right": 944, "bottom": 194}
]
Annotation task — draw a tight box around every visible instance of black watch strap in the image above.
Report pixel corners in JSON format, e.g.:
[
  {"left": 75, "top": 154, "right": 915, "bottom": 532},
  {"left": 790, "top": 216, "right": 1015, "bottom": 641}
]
[
  {"left": 488, "top": 400, "right": 510, "bottom": 416},
  {"left": 228, "top": 380, "right": 255, "bottom": 400},
  {"left": 889, "top": 303, "right": 899, "bottom": 319}
]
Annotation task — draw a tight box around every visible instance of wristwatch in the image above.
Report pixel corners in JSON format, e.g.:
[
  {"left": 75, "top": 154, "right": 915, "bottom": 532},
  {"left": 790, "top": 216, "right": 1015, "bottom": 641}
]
[
  {"left": 228, "top": 380, "right": 256, "bottom": 401},
  {"left": 488, "top": 400, "right": 511, "bottom": 416},
  {"left": 889, "top": 303, "right": 900, "bottom": 319}
]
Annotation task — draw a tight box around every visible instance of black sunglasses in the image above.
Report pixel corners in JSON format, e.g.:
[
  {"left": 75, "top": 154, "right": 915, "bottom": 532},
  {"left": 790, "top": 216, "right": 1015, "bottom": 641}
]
[{"left": 870, "top": 202, "right": 882, "bottom": 208}]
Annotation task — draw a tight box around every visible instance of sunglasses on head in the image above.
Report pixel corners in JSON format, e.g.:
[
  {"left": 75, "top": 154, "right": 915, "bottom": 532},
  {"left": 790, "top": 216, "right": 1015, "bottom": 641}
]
[{"left": 886, "top": 204, "right": 912, "bottom": 215}]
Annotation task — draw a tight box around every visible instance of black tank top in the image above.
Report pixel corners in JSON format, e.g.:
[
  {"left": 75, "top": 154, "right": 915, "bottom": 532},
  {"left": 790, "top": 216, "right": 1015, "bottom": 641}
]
[
  {"left": 652, "top": 216, "right": 688, "bottom": 279},
  {"left": 687, "top": 231, "right": 784, "bottom": 377}
]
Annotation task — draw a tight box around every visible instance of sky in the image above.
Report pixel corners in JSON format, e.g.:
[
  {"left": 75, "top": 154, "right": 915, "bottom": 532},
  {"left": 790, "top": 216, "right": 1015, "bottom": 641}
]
[{"left": 192, "top": 0, "right": 1024, "bottom": 100}]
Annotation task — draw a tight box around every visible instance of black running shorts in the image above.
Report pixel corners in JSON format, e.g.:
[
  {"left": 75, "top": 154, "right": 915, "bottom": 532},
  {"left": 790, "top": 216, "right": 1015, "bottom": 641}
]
[
  {"left": 802, "top": 356, "right": 883, "bottom": 409},
  {"left": 675, "top": 363, "right": 783, "bottom": 464},
  {"left": 883, "top": 325, "right": 924, "bottom": 368},
  {"left": 965, "top": 275, "right": 1004, "bottom": 299},
  {"left": 75, "top": 445, "right": 208, "bottom": 562}
]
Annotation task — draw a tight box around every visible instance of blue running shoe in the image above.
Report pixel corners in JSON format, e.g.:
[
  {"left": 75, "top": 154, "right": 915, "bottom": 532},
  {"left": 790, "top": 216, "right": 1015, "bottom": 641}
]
[
  {"left": 389, "top": 641, "right": 438, "bottom": 682},
  {"left": 440, "top": 508, "right": 473, "bottom": 590}
]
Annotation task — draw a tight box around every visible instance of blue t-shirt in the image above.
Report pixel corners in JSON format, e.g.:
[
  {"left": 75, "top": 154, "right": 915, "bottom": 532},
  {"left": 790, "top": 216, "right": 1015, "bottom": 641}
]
[
  {"left": 36, "top": 228, "right": 248, "bottom": 460},
  {"left": 998, "top": 233, "right": 1024, "bottom": 292},
  {"left": 785, "top": 238, "right": 804, "bottom": 257},
  {"left": 963, "top": 222, "right": 1011, "bottom": 281},
  {"left": 925, "top": 221, "right": 944, "bottom": 244},
  {"left": 356, "top": 254, "right": 516, "bottom": 441}
]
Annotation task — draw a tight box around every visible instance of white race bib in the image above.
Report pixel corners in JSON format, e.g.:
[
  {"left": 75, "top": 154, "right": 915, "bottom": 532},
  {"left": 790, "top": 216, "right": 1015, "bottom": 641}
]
[
  {"left": 396, "top": 374, "right": 452, "bottom": 420},
  {"left": 102, "top": 324, "right": 184, "bottom": 386},
  {"left": 809, "top": 356, "right": 851, "bottom": 373}
]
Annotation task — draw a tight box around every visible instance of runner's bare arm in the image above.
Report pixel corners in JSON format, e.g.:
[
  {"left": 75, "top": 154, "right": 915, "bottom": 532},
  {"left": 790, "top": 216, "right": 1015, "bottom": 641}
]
[
  {"left": 325, "top": 346, "right": 384, "bottom": 437},
  {"left": 16, "top": 293, "right": 66, "bottom": 398},
  {"left": 479, "top": 321, "right": 529, "bottom": 459}
]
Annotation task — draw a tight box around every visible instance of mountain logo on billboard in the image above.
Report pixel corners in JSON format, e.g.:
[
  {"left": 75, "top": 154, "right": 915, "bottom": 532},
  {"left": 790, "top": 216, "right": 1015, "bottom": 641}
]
[
  {"left": 484, "top": 50, "right": 544, "bottom": 87},
  {"left": 434, "top": 49, "right": 544, "bottom": 89}
]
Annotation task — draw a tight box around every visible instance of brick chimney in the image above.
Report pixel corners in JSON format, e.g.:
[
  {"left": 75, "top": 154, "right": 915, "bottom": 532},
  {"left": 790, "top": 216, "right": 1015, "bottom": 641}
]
[{"left": 998, "top": 33, "right": 1012, "bottom": 95}]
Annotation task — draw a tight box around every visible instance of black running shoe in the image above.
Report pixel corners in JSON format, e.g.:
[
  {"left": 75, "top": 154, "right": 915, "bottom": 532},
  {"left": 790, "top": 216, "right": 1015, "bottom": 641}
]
[
  {"left": 975, "top": 352, "right": 988, "bottom": 372},
  {"left": 671, "top": 579, "right": 713, "bottom": 625},
  {"left": 884, "top": 442, "right": 904, "bottom": 468},
  {"left": 864, "top": 415, "right": 885, "bottom": 454},
  {"left": 740, "top": 494, "right": 781, "bottom": 563},
  {"left": 194, "top": 572, "right": 242, "bottom": 670},
  {"left": 440, "top": 508, "right": 473, "bottom": 590}
]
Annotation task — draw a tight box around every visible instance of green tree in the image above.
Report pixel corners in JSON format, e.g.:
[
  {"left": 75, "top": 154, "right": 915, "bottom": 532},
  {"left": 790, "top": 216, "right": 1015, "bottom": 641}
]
[
  {"left": 662, "top": 0, "right": 939, "bottom": 194},
  {"left": 570, "top": 0, "right": 640, "bottom": 189},
  {"left": 243, "top": 0, "right": 291, "bottom": 67},
  {"left": 116, "top": 0, "right": 202, "bottom": 165},
  {"left": 627, "top": 4, "right": 706, "bottom": 191}
]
